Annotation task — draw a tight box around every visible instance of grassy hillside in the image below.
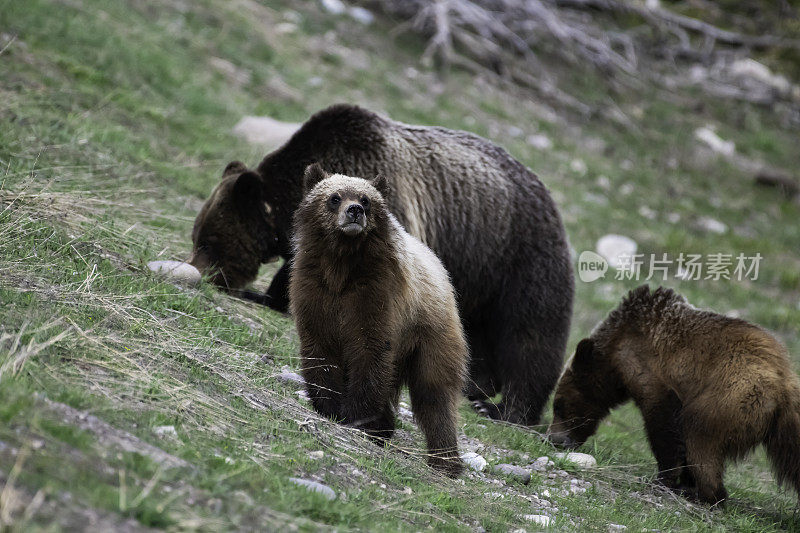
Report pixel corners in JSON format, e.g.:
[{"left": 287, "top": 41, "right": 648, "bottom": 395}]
[{"left": 2, "top": 0, "right": 799, "bottom": 530}]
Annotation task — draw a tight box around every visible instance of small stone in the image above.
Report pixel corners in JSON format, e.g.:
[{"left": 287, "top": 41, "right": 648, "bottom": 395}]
[
  {"left": 153, "top": 425, "right": 178, "bottom": 438},
  {"left": 526, "top": 134, "right": 553, "bottom": 150},
  {"left": 570, "top": 159, "right": 588, "bottom": 176},
  {"left": 276, "top": 365, "right": 305, "bottom": 385},
  {"left": 275, "top": 22, "right": 297, "bottom": 34},
  {"left": 523, "top": 515, "right": 551, "bottom": 527},
  {"left": 460, "top": 452, "right": 487, "bottom": 472},
  {"left": 596, "top": 235, "right": 637, "bottom": 269},
  {"left": 694, "top": 127, "right": 735, "bottom": 157},
  {"left": 608, "top": 524, "right": 627, "bottom": 531},
  {"left": 289, "top": 478, "right": 336, "bottom": 500},
  {"left": 696, "top": 216, "right": 727, "bottom": 234},
  {"left": 319, "top": 0, "right": 345, "bottom": 15},
  {"left": 308, "top": 450, "right": 324, "bottom": 460},
  {"left": 553, "top": 452, "right": 597, "bottom": 469},
  {"left": 638, "top": 206, "right": 656, "bottom": 220},
  {"left": 147, "top": 261, "right": 201, "bottom": 286},
  {"left": 540, "top": 489, "right": 551, "bottom": 498},
  {"left": 348, "top": 6, "right": 374, "bottom": 24},
  {"left": 232, "top": 116, "right": 301, "bottom": 148},
  {"left": 493, "top": 464, "right": 531, "bottom": 484},
  {"left": 402, "top": 487, "right": 412, "bottom": 495},
  {"left": 507, "top": 125, "right": 524, "bottom": 138}
]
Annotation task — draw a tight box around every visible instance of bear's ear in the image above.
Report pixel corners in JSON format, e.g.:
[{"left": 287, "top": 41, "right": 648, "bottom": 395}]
[
  {"left": 303, "top": 163, "right": 328, "bottom": 193},
  {"left": 371, "top": 174, "right": 391, "bottom": 198},
  {"left": 233, "top": 171, "right": 264, "bottom": 202},
  {"left": 223, "top": 161, "right": 249, "bottom": 177},
  {"left": 572, "top": 338, "right": 595, "bottom": 370}
]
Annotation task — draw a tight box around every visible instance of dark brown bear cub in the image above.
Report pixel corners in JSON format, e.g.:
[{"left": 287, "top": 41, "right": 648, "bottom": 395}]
[
  {"left": 289, "top": 164, "right": 468, "bottom": 477},
  {"left": 548, "top": 285, "right": 800, "bottom": 506}
]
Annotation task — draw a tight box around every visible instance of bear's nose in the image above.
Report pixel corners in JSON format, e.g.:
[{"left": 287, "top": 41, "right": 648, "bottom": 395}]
[{"left": 346, "top": 203, "right": 364, "bottom": 220}]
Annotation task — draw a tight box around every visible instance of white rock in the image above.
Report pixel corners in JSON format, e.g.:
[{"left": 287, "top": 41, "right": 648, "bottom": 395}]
[
  {"left": 729, "top": 58, "right": 790, "bottom": 93},
  {"left": 596, "top": 235, "right": 637, "bottom": 269},
  {"left": 526, "top": 134, "right": 552, "bottom": 150},
  {"left": 319, "top": 0, "right": 345, "bottom": 15},
  {"left": 553, "top": 451, "right": 597, "bottom": 469},
  {"left": 608, "top": 524, "right": 627, "bottom": 531},
  {"left": 308, "top": 450, "right": 324, "bottom": 460},
  {"left": 398, "top": 406, "right": 413, "bottom": 418},
  {"left": 532, "top": 456, "right": 551, "bottom": 469},
  {"left": 523, "top": 514, "right": 551, "bottom": 527},
  {"left": 275, "top": 22, "right": 297, "bottom": 34},
  {"left": 697, "top": 216, "right": 727, "bottom": 234},
  {"left": 147, "top": 260, "right": 201, "bottom": 286},
  {"left": 289, "top": 477, "right": 336, "bottom": 500},
  {"left": 645, "top": 0, "right": 659, "bottom": 8},
  {"left": 232, "top": 116, "right": 301, "bottom": 149},
  {"left": 569, "top": 159, "right": 588, "bottom": 176},
  {"left": 460, "top": 451, "right": 487, "bottom": 472},
  {"left": 507, "top": 125, "right": 524, "bottom": 138},
  {"left": 694, "top": 127, "right": 735, "bottom": 157},
  {"left": 276, "top": 365, "right": 305, "bottom": 385},
  {"left": 348, "top": 6, "right": 374, "bottom": 24},
  {"left": 638, "top": 206, "right": 656, "bottom": 220},
  {"left": 689, "top": 64, "right": 707, "bottom": 83},
  {"left": 153, "top": 425, "right": 178, "bottom": 438}
]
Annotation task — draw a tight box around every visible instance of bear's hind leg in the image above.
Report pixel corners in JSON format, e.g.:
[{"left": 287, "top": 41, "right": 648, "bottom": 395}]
[
  {"left": 407, "top": 336, "right": 466, "bottom": 477},
  {"left": 492, "top": 320, "right": 566, "bottom": 426},
  {"left": 685, "top": 433, "right": 728, "bottom": 506}
]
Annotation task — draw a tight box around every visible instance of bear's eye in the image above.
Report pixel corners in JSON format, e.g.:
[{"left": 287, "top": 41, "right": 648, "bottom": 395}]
[
  {"left": 360, "top": 195, "right": 370, "bottom": 209},
  {"left": 328, "top": 194, "right": 341, "bottom": 208}
]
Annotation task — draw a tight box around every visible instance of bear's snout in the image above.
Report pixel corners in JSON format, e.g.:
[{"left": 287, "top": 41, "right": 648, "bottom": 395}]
[
  {"left": 338, "top": 201, "right": 367, "bottom": 236},
  {"left": 345, "top": 203, "right": 365, "bottom": 221},
  {"left": 547, "top": 430, "right": 578, "bottom": 448}
]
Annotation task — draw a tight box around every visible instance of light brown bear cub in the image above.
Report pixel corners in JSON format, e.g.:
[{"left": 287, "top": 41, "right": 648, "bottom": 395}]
[
  {"left": 289, "top": 164, "right": 468, "bottom": 477},
  {"left": 548, "top": 285, "right": 800, "bottom": 505}
]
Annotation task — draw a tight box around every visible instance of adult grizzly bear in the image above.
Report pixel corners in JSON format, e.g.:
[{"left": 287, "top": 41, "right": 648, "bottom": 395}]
[
  {"left": 547, "top": 285, "right": 800, "bottom": 506},
  {"left": 290, "top": 165, "right": 467, "bottom": 476},
  {"left": 189, "top": 104, "right": 574, "bottom": 425}
]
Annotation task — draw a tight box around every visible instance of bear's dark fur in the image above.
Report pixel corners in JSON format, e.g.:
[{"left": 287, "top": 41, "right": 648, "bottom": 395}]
[
  {"left": 191, "top": 104, "right": 574, "bottom": 425},
  {"left": 548, "top": 285, "right": 800, "bottom": 506},
  {"left": 189, "top": 161, "right": 279, "bottom": 294},
  {"left": 290, "top": 165, "right": 468, "bottom": 477}
]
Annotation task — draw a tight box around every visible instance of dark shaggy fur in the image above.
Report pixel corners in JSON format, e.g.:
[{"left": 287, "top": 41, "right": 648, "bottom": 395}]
[
  {"left": 189, "top": 161, "right": 280, "bottom": 296},
  {"left": 190, "top": 104, "right": 574, "bottom": 425},
  {"left": 289, "top": 165, "right": 468, "bottom": 477},
  {"left": 548, "top": 285, "right": 800, "bottom": 506}
]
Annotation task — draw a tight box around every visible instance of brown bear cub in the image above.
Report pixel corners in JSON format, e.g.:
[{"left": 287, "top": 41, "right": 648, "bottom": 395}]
[
  {"left": 289, "top": 164, "right": 468, "bottom": 477},
  {"left": 548, "top": 285, "right": 800, "bottom": 506}
]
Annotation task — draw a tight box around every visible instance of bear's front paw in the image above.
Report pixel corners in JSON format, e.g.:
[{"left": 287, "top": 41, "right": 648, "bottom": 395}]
[
  {"left": 344, "top": 411, "right": 396, "bottom": 443},
  {"left": 428, "top": 453, "right": 464, "bottom": 478}
]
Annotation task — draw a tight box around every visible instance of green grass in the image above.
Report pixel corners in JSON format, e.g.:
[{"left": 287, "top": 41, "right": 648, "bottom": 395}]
[{"left": 2, "top": 0, "right": 800, "bottom": 530}]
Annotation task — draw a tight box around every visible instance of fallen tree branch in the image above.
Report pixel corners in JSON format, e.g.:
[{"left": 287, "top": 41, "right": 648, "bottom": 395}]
[{"left": 552, "top": 0, "right": 800, "bottom": 50}]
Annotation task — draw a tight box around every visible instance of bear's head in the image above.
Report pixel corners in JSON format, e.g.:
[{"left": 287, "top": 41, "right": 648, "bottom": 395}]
[
  {"left": 293, "top": 163, "right": 391, "bottom": 246},
  {"left": 188, "top": 161, "right": 280, "bottom": 290},
  {"left": 547, "top": 338, "right": 629, "bottom": 448}
]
